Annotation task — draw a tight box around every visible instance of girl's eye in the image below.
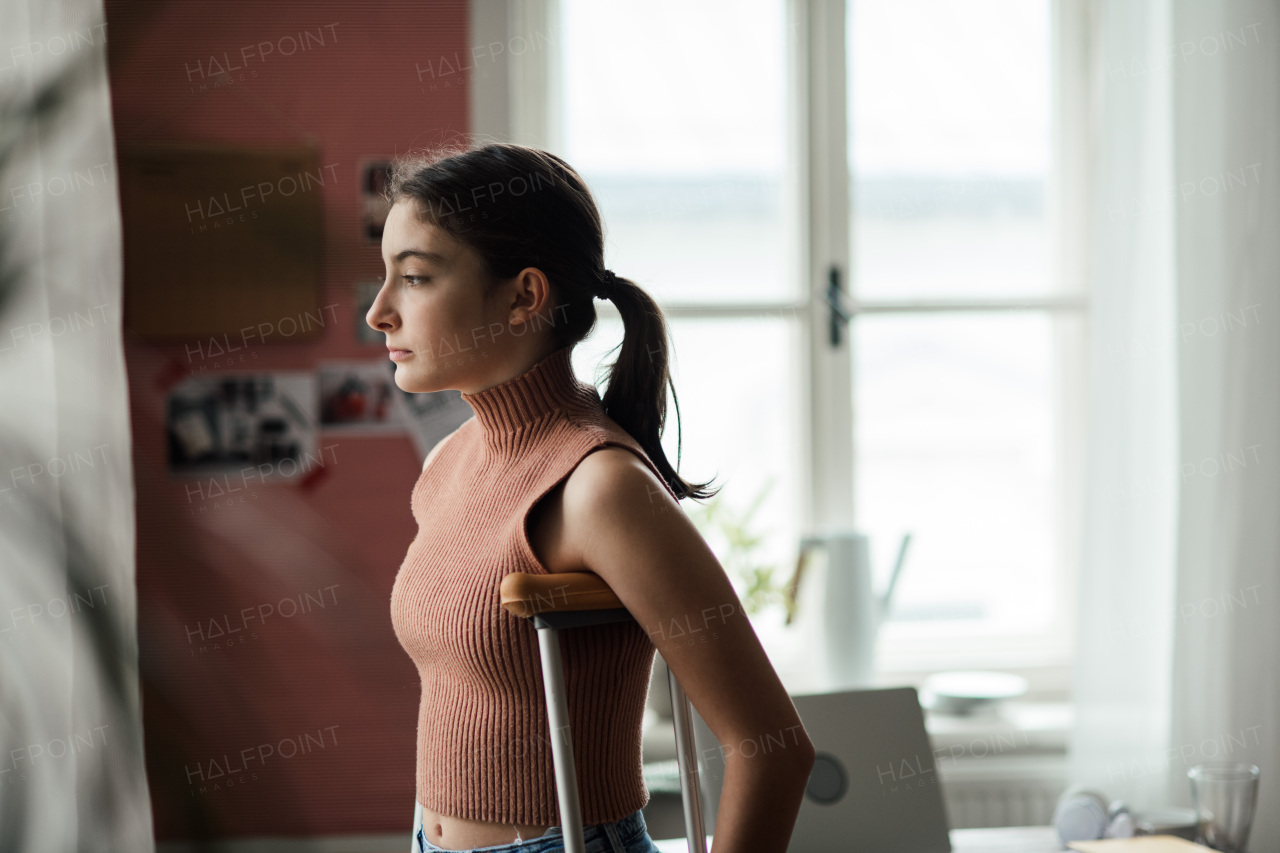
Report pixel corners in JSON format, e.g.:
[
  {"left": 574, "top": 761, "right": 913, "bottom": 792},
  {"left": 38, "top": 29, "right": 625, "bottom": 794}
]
[{"left": 404, "top": 275, "right": 430, "bottom": 286}]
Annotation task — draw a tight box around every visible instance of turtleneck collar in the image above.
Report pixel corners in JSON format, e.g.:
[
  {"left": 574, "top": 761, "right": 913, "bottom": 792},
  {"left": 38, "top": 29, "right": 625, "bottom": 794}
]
[{"left": 460, "top": 345, "right": 601, "bottom": 451}]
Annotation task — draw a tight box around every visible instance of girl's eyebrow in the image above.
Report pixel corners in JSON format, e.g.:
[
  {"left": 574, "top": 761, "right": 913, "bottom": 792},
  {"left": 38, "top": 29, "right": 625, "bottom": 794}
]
[{"left": 392, "top": 249, "right": 449, "bottom": 266}]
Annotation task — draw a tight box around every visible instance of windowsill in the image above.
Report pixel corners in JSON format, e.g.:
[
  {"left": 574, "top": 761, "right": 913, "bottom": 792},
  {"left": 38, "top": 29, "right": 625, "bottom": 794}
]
[
  {"left": 923, "top": 700, "right": 1072, "bottom": 754},
  {"left": 872, "top": 661, "right": 1074, "bottom": 704},
  {"left": 748, "top": 610, "right": 1075, "bottom": 703},
  {"left": 767, "top": 651, "right": 1074, "bottom": 704},
  {"left": 642, "top": 700, "right": 1072, "bottom": 768}
]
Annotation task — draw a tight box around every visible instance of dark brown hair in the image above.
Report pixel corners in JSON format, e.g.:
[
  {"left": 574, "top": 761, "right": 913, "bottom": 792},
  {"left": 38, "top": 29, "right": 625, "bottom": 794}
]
[{"left": 385, "top": 141, "right": 720, "bottom": 502}]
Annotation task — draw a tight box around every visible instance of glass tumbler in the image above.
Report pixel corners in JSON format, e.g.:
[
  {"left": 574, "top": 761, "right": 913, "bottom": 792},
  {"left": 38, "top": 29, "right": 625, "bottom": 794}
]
[{"left": 1187, "top": 762, "right": 1260, "bottom": 853}]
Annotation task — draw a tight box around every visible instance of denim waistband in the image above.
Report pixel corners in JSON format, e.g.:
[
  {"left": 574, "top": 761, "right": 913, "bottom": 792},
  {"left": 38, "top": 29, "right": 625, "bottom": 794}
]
[
  {"left": 416, "top": 805, "right": 648, "bottom": 853},
  {"left": 591, "top": 808, "right": 645, "bottom": 839},
  {"left": 519, "top": 808, "right": 645, "bottom": 840}
]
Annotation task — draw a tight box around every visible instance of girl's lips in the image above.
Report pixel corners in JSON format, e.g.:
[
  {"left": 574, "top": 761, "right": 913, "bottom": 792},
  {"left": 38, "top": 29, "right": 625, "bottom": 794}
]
[{"left": 389, "top": 349, "right": 413, "bottom": 361}]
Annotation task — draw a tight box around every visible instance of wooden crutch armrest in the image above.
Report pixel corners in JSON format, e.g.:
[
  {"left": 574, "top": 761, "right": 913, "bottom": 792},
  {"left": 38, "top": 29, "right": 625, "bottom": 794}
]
[{"left": 500, "top": 571, "right": 624, "bottom": 619}]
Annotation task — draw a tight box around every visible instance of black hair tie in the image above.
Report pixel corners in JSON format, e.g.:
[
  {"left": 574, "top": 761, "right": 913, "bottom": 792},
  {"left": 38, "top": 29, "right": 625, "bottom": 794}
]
[{"left": 594, "top": 268, "right": 618, "bottom": 300}]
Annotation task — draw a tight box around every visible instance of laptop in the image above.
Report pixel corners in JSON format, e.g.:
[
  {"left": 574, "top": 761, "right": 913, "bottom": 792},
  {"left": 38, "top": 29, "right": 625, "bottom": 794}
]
[{"left": 687, "top": 686, "right": 952, "bottom": 853}]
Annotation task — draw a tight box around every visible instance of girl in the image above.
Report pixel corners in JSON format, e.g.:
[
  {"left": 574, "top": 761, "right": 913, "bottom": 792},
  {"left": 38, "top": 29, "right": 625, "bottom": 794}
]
[{"left": 367, "top": 142, "right": 815, "bottom": 853}]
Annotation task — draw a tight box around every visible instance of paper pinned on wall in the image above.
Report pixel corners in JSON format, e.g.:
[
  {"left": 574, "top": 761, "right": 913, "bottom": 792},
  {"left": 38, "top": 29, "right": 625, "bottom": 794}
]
[
  {"left": 317, "top": 359, "right": 405, "bottom": 434},
  {"left": 166, "top": 371, "right": 318, "bottom": 481}
]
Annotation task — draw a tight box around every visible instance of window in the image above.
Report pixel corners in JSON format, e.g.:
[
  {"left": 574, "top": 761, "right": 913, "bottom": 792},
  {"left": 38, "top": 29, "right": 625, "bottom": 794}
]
[
  {"left": 847, "top": 0, "right": 1085, "bottom": 675},
  {"left": 485, "top": 0, "right": 1086, "bottom": 690}
]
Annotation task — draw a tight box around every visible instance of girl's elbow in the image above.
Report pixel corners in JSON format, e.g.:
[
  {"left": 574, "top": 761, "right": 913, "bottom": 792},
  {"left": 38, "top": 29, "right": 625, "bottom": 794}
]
[
  {"left": 788, "top": 732, "right": 817, "bottom": 777},
  {"left": 800, "top": 737, "right": 817, "bottom": 770}
]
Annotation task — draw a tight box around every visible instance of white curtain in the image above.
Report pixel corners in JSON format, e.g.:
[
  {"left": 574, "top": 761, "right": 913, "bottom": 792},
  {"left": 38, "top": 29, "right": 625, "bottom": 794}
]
[
  {"left": 1070, "top": 0, "right": 1180, "bottom": 814},
  {"left": 1071, "top": 0, "right": 1279, "bottom": 848},
  {"left": 1167, "top": 0, "right": 1280, "bottom": 847},
  {"left": 0, "top": 0, "right": 154, "bottom": 849}
]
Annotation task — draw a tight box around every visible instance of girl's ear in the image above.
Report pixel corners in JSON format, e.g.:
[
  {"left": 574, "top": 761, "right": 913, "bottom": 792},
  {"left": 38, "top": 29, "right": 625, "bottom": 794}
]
[{"left": 506, "top": 267, "right": 553, "bottom": 325}]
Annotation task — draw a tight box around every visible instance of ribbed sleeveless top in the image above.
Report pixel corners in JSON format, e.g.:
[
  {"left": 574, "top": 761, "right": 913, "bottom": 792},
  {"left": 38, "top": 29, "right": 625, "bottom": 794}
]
[{"left": 390, "top": 344, "right": 673, "bottom": 825}]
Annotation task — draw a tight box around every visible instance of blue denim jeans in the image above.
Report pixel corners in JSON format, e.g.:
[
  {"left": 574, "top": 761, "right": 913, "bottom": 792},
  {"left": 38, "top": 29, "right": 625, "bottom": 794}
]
[{"left": 412, "top": 802, "right": 662, "bottom": 853}]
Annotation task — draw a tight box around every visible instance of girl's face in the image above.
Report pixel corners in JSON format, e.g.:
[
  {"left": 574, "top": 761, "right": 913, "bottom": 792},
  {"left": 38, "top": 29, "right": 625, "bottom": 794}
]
[{"left": 367, "top": 200, "right": 506, "bottom": 394}]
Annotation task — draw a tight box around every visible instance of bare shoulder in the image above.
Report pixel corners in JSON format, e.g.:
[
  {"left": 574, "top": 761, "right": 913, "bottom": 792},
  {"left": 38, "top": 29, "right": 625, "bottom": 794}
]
[
  {"left": 566, "top": 443, "right": 659, "bottom": 486},
  {"left": 561, "top": 444, "right": 676, "bottom": 522},
  {"left": 556, "top": 442, "right": 690, "bottom": 583}
]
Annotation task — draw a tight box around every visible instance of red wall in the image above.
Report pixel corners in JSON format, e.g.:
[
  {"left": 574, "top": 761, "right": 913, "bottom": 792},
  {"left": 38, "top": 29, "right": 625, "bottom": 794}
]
[{"left": 104, "top": 1, "right": 469, "bottom": 838}]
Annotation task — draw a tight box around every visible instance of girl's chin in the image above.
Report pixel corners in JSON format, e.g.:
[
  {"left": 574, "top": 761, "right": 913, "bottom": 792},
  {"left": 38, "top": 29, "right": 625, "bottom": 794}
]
[{"left": 393, "top": 368, "right": 441, "bottom": 395}]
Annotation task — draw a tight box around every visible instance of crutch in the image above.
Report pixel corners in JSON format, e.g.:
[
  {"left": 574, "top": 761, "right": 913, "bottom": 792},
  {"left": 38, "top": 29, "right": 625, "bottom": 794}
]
[{"left": 500, "top": 572, "right": 709, "bottom": 853}]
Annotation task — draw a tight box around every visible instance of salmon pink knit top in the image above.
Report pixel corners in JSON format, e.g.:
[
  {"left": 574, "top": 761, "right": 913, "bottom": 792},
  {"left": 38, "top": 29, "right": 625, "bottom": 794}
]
[{"left": 390, "top": 344, "right": 673, "bottom": 826}]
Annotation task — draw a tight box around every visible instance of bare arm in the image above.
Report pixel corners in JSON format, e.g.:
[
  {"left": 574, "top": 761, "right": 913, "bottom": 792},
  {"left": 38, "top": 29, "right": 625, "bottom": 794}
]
[{"left": 562, "top": 447, "right": 816, "bottom": 853}]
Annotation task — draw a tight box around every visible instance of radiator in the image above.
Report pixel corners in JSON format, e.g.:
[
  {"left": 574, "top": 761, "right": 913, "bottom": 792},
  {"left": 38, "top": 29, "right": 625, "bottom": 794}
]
[{"left": 936, "top": 754, "right": 1069, "bottom": 828}]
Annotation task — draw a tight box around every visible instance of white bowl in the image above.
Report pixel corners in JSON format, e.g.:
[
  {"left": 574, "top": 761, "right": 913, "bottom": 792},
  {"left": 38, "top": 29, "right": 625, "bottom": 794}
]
[{"left": 920, "top": 671, "right": 1029, "bottom": 715}]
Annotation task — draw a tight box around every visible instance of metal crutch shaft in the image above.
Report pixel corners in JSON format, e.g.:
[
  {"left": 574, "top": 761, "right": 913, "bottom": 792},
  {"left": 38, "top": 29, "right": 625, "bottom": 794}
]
[
  {"left": 668, "top": 669, "right": 708, "bottom": 853},
  {"left": 535, "top": 623, "right": 586, "bottom": 853}
]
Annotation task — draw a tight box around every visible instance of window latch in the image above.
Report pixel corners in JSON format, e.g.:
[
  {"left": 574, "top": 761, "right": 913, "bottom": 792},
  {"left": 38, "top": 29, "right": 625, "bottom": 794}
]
[{"left": 825, "top": 264, "right": 851, "bottom": 348}]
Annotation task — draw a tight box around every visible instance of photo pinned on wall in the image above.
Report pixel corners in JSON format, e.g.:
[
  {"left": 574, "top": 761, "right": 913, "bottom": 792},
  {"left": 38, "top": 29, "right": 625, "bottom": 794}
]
[
  {"left": 317, "top": 360, "right": 404, "bottom": 434},
  {"left": 390, "top": 384, "right": 473, "bottom": 464},
  {"left": 166, "top": 373, "right": 318, "bottom": 480},
  {"left": 361, "top": 159, "right": 393, "bottom": 242},
  {"left": 354, "top": 279, "right": 383, "bottom": 345}
]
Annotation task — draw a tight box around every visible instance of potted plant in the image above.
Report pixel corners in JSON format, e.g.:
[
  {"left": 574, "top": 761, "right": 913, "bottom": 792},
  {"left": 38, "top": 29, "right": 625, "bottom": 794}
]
[{"left": 684, "top": 475, "right": 790, "bottom": 621}]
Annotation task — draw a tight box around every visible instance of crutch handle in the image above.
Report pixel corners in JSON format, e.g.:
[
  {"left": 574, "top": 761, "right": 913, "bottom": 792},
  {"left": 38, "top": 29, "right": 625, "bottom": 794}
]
[{"left": 500, "top": 571, "right": 623, "bottom": 618}]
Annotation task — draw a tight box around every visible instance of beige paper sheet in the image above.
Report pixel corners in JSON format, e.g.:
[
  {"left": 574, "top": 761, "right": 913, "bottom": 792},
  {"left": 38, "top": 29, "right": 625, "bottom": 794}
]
[{"left": 1068, "top": 836, "right": 1213, "bottom": 853}]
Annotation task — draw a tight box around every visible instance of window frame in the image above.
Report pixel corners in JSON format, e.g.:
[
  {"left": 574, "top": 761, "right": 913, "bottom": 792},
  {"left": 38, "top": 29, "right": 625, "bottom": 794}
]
[{"left": 472, "top": 0, "right": 1091, "bottom": 698}]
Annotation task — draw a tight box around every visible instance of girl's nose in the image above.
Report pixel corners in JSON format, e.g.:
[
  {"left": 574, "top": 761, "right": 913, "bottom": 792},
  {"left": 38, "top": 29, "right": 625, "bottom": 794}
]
[{"left": 366, "top": 286, "right": 396, "bottom": 331}]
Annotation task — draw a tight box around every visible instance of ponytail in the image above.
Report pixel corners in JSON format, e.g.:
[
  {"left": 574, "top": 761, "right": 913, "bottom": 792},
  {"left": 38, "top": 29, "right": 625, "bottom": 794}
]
[{"left": 595, "top": 273, "right": 720, "bottom": 502}]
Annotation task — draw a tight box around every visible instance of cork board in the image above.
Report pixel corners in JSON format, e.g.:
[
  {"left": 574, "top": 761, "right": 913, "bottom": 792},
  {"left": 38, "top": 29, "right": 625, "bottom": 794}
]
[{"left": 120, "top": 142, "right": 325, "bottom": 342}]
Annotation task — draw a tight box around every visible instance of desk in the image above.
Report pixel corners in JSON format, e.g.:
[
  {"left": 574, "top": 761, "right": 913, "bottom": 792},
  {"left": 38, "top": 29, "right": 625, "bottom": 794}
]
[{"left": 654, "top": 825, "right": 1065, "bottom": 852}]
